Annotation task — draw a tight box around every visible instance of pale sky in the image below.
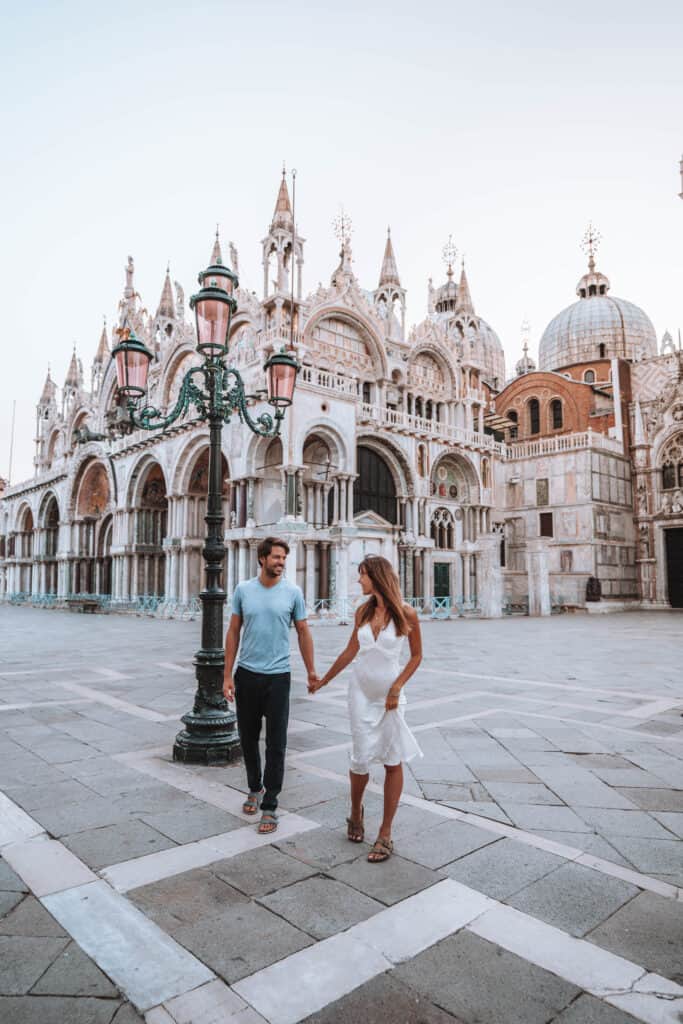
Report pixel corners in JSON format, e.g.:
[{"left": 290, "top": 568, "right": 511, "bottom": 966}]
[{"left": 2, "top": 0, "right": 682, "bottom": 484}]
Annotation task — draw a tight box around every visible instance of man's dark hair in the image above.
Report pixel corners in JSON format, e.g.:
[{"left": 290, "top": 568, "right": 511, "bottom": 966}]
[{"left": 257, "top": 536, "right": 290, "bottom": 565}]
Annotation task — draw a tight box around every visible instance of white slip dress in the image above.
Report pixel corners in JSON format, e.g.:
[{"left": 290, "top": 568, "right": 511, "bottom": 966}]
[{"left": 347, "top": 620, "right": 423, "bottom": 774}]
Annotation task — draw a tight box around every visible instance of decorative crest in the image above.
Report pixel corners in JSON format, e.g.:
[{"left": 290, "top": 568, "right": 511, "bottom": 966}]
[
  {"left": 333, "top": 207, "right": 353, "bottom": 250},
  {"left": 580, "top": 222, "right": 601, "bottom": 271},
  {"left": 442, "top": 234, "right": 457, "bottom": 278}
]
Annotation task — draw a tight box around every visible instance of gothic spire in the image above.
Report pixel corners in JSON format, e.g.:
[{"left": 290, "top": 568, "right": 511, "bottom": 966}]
[
  {"left": 40, "top": 366, "right": 56, "bottom": 405},
  {"left": 272, "top": 168, "right": 293, "bottom": 229},
  {"left": 378, "top": 227, "right": 401, "bottom": 288},
  {"left": 157, "top": 265, "right": 176, "bottom": 319},
  {"left": 93, "top": 319, "right": 110, "bottom": 365},
  {"left": 455, "top": 260, "right": 474, "bottom": 314},
  {"left": 65, "top": 347, "right": 81, "bottom": 389},
  {"left": 211, "top": 226, "right": 223, "bottom": 265}
]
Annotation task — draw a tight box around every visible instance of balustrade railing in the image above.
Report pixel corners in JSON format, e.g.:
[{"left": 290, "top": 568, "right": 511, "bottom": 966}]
[
  {"left": 505, "top": 431, "right": 622, "bottom": 459},
  {"left": 357, "top": 404, "right": 505, "bottom": 454}
]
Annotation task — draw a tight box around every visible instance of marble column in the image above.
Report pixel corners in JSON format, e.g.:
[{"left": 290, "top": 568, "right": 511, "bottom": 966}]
[
  {"left": 339, "top": 478, "right": 347, "bottom": 524},
  {"left": 226, "top": 541, "right": 235, "bottom": 601},
  {"left": 346, "top": 475, "right": 355, "bottom": 523},
  {"left": 304, "top": 541, "right": 316, "bottom": 609},
  {"left": 477, "top": 535, "right": 503, "bottom": 618},
  {"left": 527, "top": 538, "right": 551, "bottom": 616},
  {"left": 237, "top": 541, "right": 248, "bottom": 585},
  {"left": 332, "top": 480, "right": 339, "bottom": 524},
  {"left": 462, "top": 553, "right": 471, "bottom": 603},
  {"left": 319, "top": 542, "right": 330, "bottom": 601}
]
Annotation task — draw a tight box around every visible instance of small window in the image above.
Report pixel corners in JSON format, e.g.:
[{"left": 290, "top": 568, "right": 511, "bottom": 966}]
[
  {"left": 362, "top": 381, "right": 371, "bottom": 404},
  {"left": 599, "top": 344, "right": 606, "bottom": 358},
  {"left": 536, "top": 479, "right": 549, "bottom": 506},
  {"left": 584, "top": 370, "right": 595, "bottom": 384},
  {"left": 663, "top": 464, "right": 676, "bottom": 490},
  {"left": 507, "top": 409, "right": 518, "bottom": 440},
  {"left": 529, "top": 398, "right": 540, "bottom": 435},
  {"left": 540, "top": 512, "right": 554, "bottom": 537},
  {"left": 551, "top": 399, "right": 563, "bottom": 430}
]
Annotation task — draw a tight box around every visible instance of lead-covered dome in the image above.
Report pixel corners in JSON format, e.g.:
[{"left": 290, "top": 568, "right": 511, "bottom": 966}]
[{"left": 539, "top": 255, "right": 657, "bottom": 371}]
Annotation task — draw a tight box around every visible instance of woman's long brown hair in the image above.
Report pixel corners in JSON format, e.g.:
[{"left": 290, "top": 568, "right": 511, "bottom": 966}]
[{"left": 357, "top": 556, "right": 411, "bottom": 637}]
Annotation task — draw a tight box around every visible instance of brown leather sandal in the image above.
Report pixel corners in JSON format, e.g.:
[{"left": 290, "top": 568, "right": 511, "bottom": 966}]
[
  {"left": 242, "top": 790, "right": 263, "bottom": 815},
  {"left": 367, "top": 836, "right": 393, "bottom": 863},
  {"left": 346, "top": 807, "right": 364, "bottom": 843}
]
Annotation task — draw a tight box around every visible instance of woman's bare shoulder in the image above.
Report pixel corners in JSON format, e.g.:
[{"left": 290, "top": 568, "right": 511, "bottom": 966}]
[{"left": 403, "top": 603, "right": 420, "bottom": 625}]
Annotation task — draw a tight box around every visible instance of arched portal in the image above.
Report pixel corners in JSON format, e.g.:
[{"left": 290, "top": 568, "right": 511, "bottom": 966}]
[
  {"left": 354, "top": 446, "right": 397, "bottom": 524},
  {"left": 16, "top": 507, "right": 34, "bottom": 592},
  {"left": 72, "top": 460, "right": 111, "bottom": 595},
  {"left": 183, "top": 448, "right": 230, "bottom": 601},
  {"left": 42, "top": 495, "right": 60, "bottom": 595},
  {"left": 132, "top": 462, "right": 168, "bottom": 600}
]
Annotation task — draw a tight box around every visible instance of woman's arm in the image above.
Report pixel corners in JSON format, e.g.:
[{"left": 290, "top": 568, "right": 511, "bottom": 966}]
[
  {"left": 385, "top": 607, "right": 422, "bottom": 710},
  {"left": 308, "top": 610, "right": 361, "bottom": 692}
]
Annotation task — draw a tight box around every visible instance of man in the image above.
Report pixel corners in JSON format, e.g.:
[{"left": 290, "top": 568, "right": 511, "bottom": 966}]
[{"left": 223, "top": 536, "right": 317, "bottom": 834}]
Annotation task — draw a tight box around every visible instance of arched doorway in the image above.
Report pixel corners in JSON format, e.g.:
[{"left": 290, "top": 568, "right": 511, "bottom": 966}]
[
  {"left": 43, "top": 495, "right": 59, "bottom": 595},
  {"left": 354, "top": 446, "right": 397, "bottom": 524},
  {"left": 17, "top": 507, "right": 34, "bottom": 593},
  {"left": 133, "top": 463, "right": 168, "bottom": 600},
  {"left": 72, "top": 460, "right": 110, "bottom": 595},
  {"left": 185, "top": 448, "right": 230, "bottom": 599}
]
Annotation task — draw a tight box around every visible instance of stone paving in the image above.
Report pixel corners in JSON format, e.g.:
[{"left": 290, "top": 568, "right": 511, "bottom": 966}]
[{"left": 0, "top": 605, "right": 682, "bottom": 1023}]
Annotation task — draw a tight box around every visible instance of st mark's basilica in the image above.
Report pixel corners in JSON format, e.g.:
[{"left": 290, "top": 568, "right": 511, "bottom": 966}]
[{"left": 1, "top": 170, "right": 682, "bottom": 617}]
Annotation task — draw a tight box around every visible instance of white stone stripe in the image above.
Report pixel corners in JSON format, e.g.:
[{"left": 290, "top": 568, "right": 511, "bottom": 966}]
[
  {"left": 232, "top": 932, "right": 391, "bottom": 1024},
  {"left": 43, "top": 880, "right": 214, "bottom": 1011},
  {"left": 0, "top": 791, "right": 45, "bottom": 847},
  {"left": 3, "top": 836, "right": 96, "bottom": 895},
  {"left": 291, "top": 760, "right": 682, "bottom": 901},
  {"left": 0, "top": 699, "right": 89, "bottom": 712},
  {"left": 149, "top": 978, "right": 249, "bottom": 1024},
  {"left": 157, "top": 662, "right": 193, "bottom": 674},
  {"left": 54, "top": 680, "right": 168, "bottom": 722},
  {"left": 510, "top": 708, "right": 683, "bottom": 745},
  {"left": 94, "top": 668, "right": 132, "bottom": 680},
  {"left": 468, "top": 903, "right": 683, "bottom": 1024},
  {"left": 622, "top": 699, "right": 683, "bottom": 719},
  {"left": 102, "top": 815, "right": 320, "bottom": 893}
]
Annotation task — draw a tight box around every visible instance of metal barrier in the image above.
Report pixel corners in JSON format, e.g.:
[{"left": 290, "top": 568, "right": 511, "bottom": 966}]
[{"left": 430, "top": 596, "right": 452, "bottom": 619}]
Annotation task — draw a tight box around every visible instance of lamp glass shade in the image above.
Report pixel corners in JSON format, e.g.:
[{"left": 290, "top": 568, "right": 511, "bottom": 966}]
[
  {"left": 194, "top": 295, "right": 231, "bottom": 356},
  {"left": 113, "top": 336, "right": 152, "bottom": 397},
  {"left": 266, "top": 353, "right": 298, "bottom": 407},
  {"left": 205, "top": 267, "right": 235, "bottom": 297}
]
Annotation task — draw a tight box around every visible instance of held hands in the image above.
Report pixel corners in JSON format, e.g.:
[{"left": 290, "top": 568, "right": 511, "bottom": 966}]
[
  {"left": 223, "top": 676, "right": 235, "bottom": 703},
  {"left": 307, "top": 672, "right": 327, "bottom": 694}
]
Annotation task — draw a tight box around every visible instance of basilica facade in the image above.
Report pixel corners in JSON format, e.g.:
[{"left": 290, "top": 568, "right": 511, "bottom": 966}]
[{"left": 0, "top": 176, "right": 681, "bottom": 617}]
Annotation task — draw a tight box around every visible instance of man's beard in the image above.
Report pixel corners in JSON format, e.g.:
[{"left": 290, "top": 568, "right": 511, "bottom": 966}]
[{"left": 265, "top": 565, "right": 282, "bottom": 578}]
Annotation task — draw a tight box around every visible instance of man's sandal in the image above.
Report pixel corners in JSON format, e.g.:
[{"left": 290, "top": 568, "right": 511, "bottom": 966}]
[
  {"left": 346, "top": 807, "right": 364, "bottom": 843},
  {"left": 367, "top": 836, "right": 393, "bottom": 863},
  {"left": 257, "top": 811, "right": 279, "bottom": 835},
  {"left": 242, "top": 790, "right": 263, "bottom": 816}
]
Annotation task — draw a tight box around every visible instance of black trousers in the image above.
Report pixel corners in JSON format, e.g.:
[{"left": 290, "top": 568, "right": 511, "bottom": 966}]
[{"left": 234, "top": 666, "right": 291, "bottom": 812}]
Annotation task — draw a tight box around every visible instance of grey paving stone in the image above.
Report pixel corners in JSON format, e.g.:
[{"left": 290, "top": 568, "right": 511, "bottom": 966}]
[
  {"left": 330, "top": 853, "right": 440, "bottom": 906},
  {"left": 173, "top": 900, "right": 313, "bottom": 983},
  {"left": 3, "top": 778, "right": 97, "bottom": 812},
  {"left": 31, "top": 940, "right": 119, "bottom": 997},
  {"left": 389, "top": 803, "right": 449, "bottom": 839},
  {"left": 139, "top": 804, "right": 244, "bottom": 843},
  {"left": 501, "top": 803, "right": 594, "bottom": 832},
  {"left": 482, "top": 781, "right": 563, "bottom": 804},
  {"left": 442, "top": 800, "right": 512, "bottom": 823},
  {"left": 652, "top": 811, "right": 683, "bottom": 838},
  {"left": 550, "top": 993, "right": 642, "bottom": 1023},
  {"left": 128, "top": 866, "right": 248, "bottom": 932},
  {"left": 259, "top": 875, "right": 383, "bottom": 939},
  {"left": 277, "top": 778, "right": 347, "bottom": 811},
  {"left": 602, "top": 835, "right": 683, "bottom": 878},
  {"left": 588, "top": 891, "right": 683, "bottom": 984},
  {"left": 442, "top": 837, "right": 565, "bottom": 899},
  {"left": 396, "top": 930, "right": 579, "bottom": 1024},
  {"left": 300, "top": 972, "right": 463, "bottom": 1023},
  {"left": 61, "top": 819, "right": 177, "bottom": 870},
  {"left": 110, "top": 1003, "right": 146, "bottom": 1024},
  {"left": 211, "top": 845, "right": 318, "bottom": 896},
  {"left": 0, "top": 996, "right": 123, "bottom": 1024},
  {"left": 275, "top": 826, "right": 370, "bottom": 869},
  {"left": 573, "top": 806, "right": 674, "bottom": 839},
  {"left": 0, "top": 858, "right": 29, "bottom": 894},
  {"left": 616, "top": 787, "right": 683, "bottom": 811},
  {"left": 506, "top": 861, "right": 639, "bottom": 937},
  {"left": 410, "top": 759, "right": 476, "bottom": 784},
  {"left": 0, "top": 896, "right": 67, "bottom": 937},
  {"left": 0, "top": 891, "right": 24, "bottom": 918},
  {"left": 476, "top": 767, "right": 539, "bottom": 782},
  {"left": 302, "top": 794, "right": 385, "bottom": 829},
  {"left": 30, "top": 796, "right": 132, "bottom": 837},
  {"left": 0, "top": 935, "right": 70, "bottom": 994},
  {"left": 393, "top": 819, "right": 498, "bottom": 869},
  {"left": 526, "top": 830, "right": 633, "bottom": 867}
]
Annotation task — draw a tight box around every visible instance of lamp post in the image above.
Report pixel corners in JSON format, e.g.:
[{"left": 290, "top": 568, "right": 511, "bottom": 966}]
[{"left": 111, "top": 252, "right": 299, "bottom": 763}]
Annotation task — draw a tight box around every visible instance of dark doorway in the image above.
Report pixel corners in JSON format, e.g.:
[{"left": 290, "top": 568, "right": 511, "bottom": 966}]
[
  {"left": 433, "top": 563, "right": 450, "bottom": 599},
  {"left": 665, "top": 528, "right": 683, "bottom": 608}
]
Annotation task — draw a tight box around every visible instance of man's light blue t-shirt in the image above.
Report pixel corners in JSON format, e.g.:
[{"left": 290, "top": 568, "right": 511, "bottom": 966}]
[{"left": 232, "top": 576, "right": 307, "bottom": 675}]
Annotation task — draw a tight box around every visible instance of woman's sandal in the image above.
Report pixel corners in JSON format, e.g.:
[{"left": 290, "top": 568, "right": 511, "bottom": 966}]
[
  {"left": 257, "top": 811, "right": 279, "bottom": 835},
  {"left": 367, "top": 836, "right": 393, "bottom": 863},
  {"left": 242, "top": 790, "right": 263, "bottom": 816},
  {"left": 346, "top": 807, "right": 364, "bottom": 843}
]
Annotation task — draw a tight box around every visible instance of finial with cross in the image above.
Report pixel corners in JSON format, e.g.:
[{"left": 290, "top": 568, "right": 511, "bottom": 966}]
[
  {"left": 581, "top": 222, "right": 601, "bottom": 271},
  {"left": 442, "top": 234, "right": 457, "bottom": 279},
  {"left": 333, "top": 207, "right": 353, "bottom": 251}
]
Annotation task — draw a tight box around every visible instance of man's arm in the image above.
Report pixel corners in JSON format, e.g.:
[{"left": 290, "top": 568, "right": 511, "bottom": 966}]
[
  {"left": 294, "top": 618, "right": 317, "bottom": 688},
  {"left": 223, "top": 613, "right": 242, "bottom": 702}
]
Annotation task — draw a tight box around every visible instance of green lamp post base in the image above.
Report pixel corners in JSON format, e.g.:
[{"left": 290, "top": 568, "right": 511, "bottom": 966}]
[{"left": 173, "top": 707, "right": 242, "bottom": 764}]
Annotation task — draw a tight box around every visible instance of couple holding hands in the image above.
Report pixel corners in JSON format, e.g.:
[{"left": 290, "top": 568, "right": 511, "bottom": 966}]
[{"left": 223, "top": 536, "right": 423, "bottom": 862}]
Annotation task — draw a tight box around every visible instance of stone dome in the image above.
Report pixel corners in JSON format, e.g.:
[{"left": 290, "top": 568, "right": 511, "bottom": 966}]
[{"left": 539, "top": 261, "right": 657, "bottom": 371}]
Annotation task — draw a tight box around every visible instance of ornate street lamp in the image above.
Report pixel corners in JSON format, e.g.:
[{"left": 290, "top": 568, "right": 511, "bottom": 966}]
[{"left": 112, "top": 253, "right": 299, "bottom": 763}]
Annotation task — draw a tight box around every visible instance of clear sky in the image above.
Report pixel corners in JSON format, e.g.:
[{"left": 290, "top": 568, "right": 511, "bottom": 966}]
[{"left": 2, "top": 0, "right": 682, "bottom": 484}]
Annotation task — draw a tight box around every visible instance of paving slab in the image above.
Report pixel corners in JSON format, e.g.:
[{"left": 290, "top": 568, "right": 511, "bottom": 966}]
[
  {"left": 652, "top": 811, "right": 683, "bottom": 838},
  {"left": 616, "top": 787, "right": 683, "bottom": 811},
  {"left": 32, "top": 939, "right": 120, "bottom": 997},
  {"left": 0, "top": 996, "right": 126, "bottom": 1024},
  {"left": 391, "top": 818, "right": 498, "bottom": 869},
  {"left": 506, "top": 861, "right": 639, "bottom": 937},
  {"left": 0, "top": 894, "right": 68, "bottom": 937},
  {"left": 396, "top": 930, "right": 580, "bottom": 1024},
  {"left": 574, "top": 806, "right": 676, "bottom": 839},
  {"left": 128, "top": 866, "right": 248, "bottom": 932},
  {"left": 0, "top": 934, "right": 70, "bottom": 994},
  {"left": 275, "top": 826, "right": 370, "bottom": 869},
  {"left": 139, "top": 805, "right": 244, "bottom": 844},
  {"left": 259, "top": 875, "right": 383, "bottom": 939},
  {"left": 587, "top": 891, "right": 683, "bottom": 984},
  {"left": 300, "top": 972, "right": 463, "bottom": 1023},
  {"left": 442, "top": 837, "right": 565, "bottom": 898},
  {"left": 501, "top": 803, "right": 594, "bottom": 832},
  {"left": 61, "top": 819, "right": 177, "bottom": 870},
  {"left": 550, "top": 993, "right": 642, "bottom": 1022},
  {"left": 0, "top": 856, "right": 29, "bottom": 892},
  {"left": 601, "top": 835, "right": 683, "bottom": 879},
  {"left": 211, "top": 845, "right": 318, "bottom": 897},
  {"left": 330, "top": 853, "right": 440, "bottom": 906}
]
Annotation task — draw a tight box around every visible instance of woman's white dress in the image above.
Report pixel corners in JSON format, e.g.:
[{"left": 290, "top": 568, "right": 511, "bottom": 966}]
[{"left": 348, "top": 620, "right": 423, "bottom": 774}]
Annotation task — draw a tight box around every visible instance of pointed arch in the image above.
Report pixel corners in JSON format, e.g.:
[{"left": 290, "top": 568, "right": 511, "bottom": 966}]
[{"left": 303, "top": 306, "right": 389, "bottom": 379}]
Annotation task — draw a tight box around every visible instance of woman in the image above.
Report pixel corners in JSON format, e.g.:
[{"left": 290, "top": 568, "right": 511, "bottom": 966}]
[{"left": 309, "top": 555, "right": 423, "bottom": 862}]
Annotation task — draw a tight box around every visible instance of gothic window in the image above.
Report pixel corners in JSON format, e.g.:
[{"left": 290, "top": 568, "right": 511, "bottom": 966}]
[
  {"left": 584, "top": 370, "right": 595, "bottom": 383},
  {"left": 136, "top": 464, "right": 168, "bottom": 548},
  {"left": 507, "top": 409, "right": 518, "bottom": 440},
  {"left": 551, "top": 399, "right": 563, "bottom": 430},
  {"left": 425, "top": 400, "right": 433, "bottom": 420},
  {"left": 44, "top": 497, "right": 59, "bottom": 558},
  {"left": 529, "top": 398, "right": 540, "bottom": 435},
  {"left": 354, "top": 446, "right": 397, "bottom": 524},
  {"left": 409, "top": 353, "right": 445, "bottom": 393},
  {"left": 599, "top": 344, "right": 606, "bottom": 358},
  {"left": 660, "top": 434, "right": 683, "bottom": 491},
  {"left": 310, "top": 317, "right": 374, "bottom": 374},
  {"left": 415, "top": 397, "right": 423, "bottom": 417},
  {"left": 430, "top": 507, "right": 455, "bottom": 550},
  {"left": 362, "top": 381, "right": 372, "bottom": 404}
]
